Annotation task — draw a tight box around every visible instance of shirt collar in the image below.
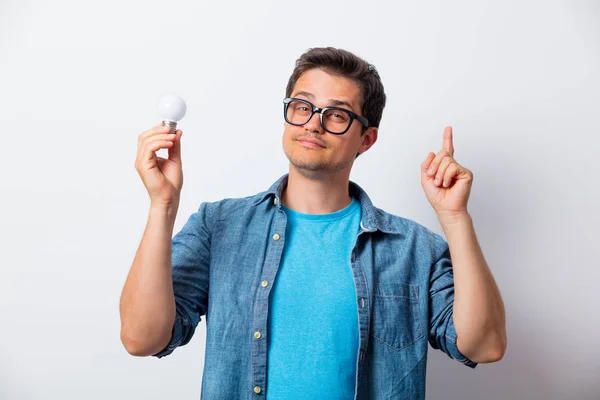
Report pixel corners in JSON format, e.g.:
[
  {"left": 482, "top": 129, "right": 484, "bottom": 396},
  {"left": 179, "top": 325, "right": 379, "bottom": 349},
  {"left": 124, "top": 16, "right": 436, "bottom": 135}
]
[{"left": 253, "top": 173, "right": 402, "bottom": 234}]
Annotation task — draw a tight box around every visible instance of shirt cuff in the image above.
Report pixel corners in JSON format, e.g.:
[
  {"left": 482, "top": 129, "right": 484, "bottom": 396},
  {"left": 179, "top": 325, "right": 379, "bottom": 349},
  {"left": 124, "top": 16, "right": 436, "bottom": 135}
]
[
  {"left": 445, "top": 316, "right": 478, "bottom": 369},
  {"left": 152, "top": 313, "right": 184, "bottom": 359}
]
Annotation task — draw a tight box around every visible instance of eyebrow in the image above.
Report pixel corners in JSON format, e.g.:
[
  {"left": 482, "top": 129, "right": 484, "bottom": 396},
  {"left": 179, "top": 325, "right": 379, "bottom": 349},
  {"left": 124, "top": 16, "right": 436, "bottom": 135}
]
[{"left": 292, "top": 91, "right": 356, "bottom": 111}]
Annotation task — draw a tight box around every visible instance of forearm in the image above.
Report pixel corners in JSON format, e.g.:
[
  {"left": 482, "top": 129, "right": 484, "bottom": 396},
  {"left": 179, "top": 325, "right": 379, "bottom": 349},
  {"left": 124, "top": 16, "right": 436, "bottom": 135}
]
[
  {"left": 437, "top": 211, "right": 507, "bottom": 363},
  {"left": 119, "top": 204, "right": 178, "bottom": 356}
]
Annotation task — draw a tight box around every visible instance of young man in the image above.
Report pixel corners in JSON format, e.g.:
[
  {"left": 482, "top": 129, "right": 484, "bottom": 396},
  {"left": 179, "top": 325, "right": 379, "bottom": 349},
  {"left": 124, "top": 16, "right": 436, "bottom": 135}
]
[{"left": 121, "top": 47, "right": 506, "bottom": 399}]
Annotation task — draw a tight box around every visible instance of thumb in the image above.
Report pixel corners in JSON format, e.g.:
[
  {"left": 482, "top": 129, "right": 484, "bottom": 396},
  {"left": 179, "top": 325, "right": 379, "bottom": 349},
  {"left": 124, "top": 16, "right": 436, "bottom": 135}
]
[
  {"left": 168, "top": 129, "right": 182, "bottom": 163},
  {"left": 421, "top": 152, "right": 435, "bottom": 175}
]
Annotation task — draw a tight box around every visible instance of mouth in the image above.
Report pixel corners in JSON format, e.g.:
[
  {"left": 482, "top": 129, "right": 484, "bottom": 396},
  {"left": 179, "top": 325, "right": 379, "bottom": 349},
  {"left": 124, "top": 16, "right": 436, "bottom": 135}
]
[{"left": 297, "top": 138, "right": 326, "bottom": 148}]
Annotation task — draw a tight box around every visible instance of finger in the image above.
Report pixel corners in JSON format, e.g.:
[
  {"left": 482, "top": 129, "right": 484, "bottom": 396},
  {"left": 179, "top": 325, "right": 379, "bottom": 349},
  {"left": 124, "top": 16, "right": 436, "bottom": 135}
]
[
  {"left": 427, "top": 149, "right": 451, "bottom": 177},
  {"left": 142, "top": 138, "right": 175, "bottom": 165},
  {"left": 168, "top": 130, "right": 182, "bottom": 163},
  {"left": 137, "top": 124, "right": 171, "bottom": 155},
  {"left": 421, "top": 152, "right": 436, "bottom": 174},
  {"left": 442, "top": 163, "right": 460, "bottom": 188},
  {"left": 139, "top": 124, "right": 172, "bottom": 141},
  {"left": 138, "top": 133, "right": 177, "bottom": 160},
  {"left": 443, "top": 126, "right": 454, "bottom": 157},
  {"left": 141, "top": 133, "right": 178, "bottom": 145},
  {"left": 434, "top": 156, "right": 453, "bottom": 186},
  {"left": 137, "top": 125, "right": 172, "bottom": 152}
]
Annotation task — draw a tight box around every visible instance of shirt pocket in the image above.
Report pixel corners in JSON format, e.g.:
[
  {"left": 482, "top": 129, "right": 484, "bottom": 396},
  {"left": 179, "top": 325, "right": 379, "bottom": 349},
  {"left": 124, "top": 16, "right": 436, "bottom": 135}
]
[{"left": 370, "top": 282, "right": 423, "bottom": 351}]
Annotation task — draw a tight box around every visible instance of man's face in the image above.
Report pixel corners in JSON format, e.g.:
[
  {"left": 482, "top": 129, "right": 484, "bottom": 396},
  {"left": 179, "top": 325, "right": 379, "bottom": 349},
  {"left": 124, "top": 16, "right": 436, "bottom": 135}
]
[{"left": 282, "top": 68, "right": 377, "bottom": 176}]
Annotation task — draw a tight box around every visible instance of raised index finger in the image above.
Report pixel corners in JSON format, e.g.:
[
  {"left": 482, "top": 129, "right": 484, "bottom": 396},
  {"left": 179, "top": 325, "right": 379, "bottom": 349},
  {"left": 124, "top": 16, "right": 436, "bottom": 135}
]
[{"left": 443, "top": 126, "right": 454, "bottom": 156}]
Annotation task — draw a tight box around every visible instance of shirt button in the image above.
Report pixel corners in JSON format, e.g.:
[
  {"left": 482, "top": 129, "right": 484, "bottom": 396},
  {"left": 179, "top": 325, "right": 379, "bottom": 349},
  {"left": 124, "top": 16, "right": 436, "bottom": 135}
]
[
  {"left": 254, "top": 331, "right": 262, "bottom": 339},
  {"left": 261, "top": 280, "right": 268, "bottom": 287},
  {"left": 254, "top": 386, "right": 261, "bottom": 394},
  {"left": 273, "top": 233, "right": 280, "bottom": 241}
]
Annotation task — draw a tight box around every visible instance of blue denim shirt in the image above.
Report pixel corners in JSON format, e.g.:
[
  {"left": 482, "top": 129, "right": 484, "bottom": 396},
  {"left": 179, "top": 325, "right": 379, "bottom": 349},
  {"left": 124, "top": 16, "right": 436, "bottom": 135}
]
[{"left": 154, "top": 173, "right": 478, "bottom": 399}]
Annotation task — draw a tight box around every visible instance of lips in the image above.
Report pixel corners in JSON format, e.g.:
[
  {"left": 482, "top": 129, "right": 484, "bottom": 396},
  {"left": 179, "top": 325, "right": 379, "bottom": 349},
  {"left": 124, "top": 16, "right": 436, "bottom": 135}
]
[{"left": 297, "top": 138, "right": 326, "bottom": 148}]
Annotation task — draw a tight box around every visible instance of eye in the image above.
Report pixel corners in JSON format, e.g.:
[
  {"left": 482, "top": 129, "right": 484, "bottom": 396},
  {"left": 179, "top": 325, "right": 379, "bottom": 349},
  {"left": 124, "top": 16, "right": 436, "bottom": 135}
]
[{"left": 326, "top": 110, "right": 348, "bottom": 122}]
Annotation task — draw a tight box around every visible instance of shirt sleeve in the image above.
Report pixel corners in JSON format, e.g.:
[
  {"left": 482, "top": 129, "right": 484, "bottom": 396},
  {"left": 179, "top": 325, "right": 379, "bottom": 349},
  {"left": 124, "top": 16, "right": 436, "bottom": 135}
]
[
  {"left": 427, "top": 231, "right": 478, "bottom": 369},
  {"left": 153, "top": 202, "right": 212, "bottom": 358}
]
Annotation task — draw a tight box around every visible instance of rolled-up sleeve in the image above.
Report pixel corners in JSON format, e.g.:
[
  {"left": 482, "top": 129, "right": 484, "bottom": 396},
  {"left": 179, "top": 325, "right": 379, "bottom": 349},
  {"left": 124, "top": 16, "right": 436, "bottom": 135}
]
[
  {"left": 153, "top": 202, "right": 212, "bottom": 358},
  {"left": 427, "top": 231, "right": 478, "bottom": 369}
]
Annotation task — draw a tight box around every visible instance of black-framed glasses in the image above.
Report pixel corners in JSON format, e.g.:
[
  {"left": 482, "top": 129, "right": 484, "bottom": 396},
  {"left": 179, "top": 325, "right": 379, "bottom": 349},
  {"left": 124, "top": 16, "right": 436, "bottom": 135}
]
[{"left": 283, "top": 97, "right": 369, "bottom": 135}]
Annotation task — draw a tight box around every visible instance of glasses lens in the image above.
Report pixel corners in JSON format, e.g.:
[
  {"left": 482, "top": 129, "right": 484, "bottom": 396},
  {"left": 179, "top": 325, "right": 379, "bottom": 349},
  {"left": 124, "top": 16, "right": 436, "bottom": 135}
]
[
  {"left": 286, "top": 100, "right": 312, "bottom": 125},
  {"left": 323, "top": 108, "right": 351, "bottom": 134}
]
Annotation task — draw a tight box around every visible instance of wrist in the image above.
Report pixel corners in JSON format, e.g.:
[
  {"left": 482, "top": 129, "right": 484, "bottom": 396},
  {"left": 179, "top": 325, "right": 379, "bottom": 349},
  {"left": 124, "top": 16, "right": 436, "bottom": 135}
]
[
  {"left": 436, "top": 210, "right": 472, "bottom": 227},
  {"left": 149, "top": 201, "right": 179, "bottom": 221}
]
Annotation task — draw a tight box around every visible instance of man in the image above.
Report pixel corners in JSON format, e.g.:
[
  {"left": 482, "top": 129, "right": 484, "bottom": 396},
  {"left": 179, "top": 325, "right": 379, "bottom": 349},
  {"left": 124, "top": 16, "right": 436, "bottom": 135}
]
[{"left": 120, "top": 47, "right": 507, "bottom": 399}]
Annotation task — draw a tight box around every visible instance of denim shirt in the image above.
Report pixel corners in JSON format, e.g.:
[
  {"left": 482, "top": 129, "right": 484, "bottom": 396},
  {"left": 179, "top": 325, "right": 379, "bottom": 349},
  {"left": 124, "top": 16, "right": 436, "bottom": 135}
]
[{"left": 153, "top": 173, "right": 478, "bottom": 399}]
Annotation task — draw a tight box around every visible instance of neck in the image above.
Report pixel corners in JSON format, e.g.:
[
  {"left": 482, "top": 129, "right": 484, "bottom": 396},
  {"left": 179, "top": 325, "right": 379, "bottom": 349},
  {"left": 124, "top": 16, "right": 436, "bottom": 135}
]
[{"left": 280, "top": 166, "right": 352, "bottom": 214}]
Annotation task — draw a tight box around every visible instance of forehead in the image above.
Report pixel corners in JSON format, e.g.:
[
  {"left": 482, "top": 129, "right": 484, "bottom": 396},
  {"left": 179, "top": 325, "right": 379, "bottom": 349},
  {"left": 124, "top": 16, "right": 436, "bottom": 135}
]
[{"left": 292, "top": 68, "right": 362, "bottom": 111}]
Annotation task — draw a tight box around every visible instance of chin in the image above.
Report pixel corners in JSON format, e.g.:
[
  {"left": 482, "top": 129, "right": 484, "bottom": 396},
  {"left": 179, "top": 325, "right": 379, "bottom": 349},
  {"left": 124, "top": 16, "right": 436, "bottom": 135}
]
[{"left": 288, "top": 155, "right": 327, "bottom": 171}]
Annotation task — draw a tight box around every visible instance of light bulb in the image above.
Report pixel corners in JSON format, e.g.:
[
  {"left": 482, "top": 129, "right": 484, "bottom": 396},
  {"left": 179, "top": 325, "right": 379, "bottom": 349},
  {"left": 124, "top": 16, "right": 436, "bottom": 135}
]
[{"left": 158, "top": 94, "right": 187, "bottom": 134}]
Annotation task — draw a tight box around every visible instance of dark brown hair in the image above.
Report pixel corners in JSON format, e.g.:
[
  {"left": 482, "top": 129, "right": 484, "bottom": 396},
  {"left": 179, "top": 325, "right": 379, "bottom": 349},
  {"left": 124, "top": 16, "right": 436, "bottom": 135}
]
[{"left": 285, "top": 47, "right": 387, "bottom": 134}]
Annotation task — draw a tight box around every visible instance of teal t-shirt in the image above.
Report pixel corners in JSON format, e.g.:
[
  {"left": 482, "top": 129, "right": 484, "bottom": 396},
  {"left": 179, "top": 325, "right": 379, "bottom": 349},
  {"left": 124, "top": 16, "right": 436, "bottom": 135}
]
[{"left": 266, "top": 196, "right": 361, "bottom": 399}]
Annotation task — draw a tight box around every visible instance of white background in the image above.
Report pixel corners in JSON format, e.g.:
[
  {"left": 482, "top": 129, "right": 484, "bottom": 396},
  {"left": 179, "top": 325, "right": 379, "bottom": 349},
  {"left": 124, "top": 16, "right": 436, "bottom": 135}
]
[{"left": 1, "top": 0, "right": 599, "bottom": 399}]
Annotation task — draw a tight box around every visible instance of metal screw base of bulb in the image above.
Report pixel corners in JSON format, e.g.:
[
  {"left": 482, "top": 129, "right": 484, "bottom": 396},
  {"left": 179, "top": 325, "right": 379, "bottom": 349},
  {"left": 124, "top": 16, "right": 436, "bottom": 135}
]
[{"left": 161, "top": 120, "right": 177, "bottom": 135}]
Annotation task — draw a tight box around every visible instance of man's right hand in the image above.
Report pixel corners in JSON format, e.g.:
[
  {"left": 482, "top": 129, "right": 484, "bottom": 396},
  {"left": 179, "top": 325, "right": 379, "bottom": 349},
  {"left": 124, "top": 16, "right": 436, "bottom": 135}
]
[{"left": 135, "top": 124, "right": 183, "bottom": 206}]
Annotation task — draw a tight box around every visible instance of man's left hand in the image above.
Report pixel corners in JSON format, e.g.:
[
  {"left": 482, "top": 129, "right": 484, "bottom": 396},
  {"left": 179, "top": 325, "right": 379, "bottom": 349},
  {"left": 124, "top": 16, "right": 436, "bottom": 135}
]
[{"left": 421, "top": 126, "right": 473, "bottom": 220}]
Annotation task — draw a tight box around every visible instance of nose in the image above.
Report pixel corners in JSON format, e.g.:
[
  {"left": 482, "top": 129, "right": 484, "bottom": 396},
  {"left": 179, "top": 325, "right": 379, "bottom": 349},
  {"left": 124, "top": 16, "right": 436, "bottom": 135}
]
[{"left": 303, "top": 110, "right": 324, "bottom": 134}]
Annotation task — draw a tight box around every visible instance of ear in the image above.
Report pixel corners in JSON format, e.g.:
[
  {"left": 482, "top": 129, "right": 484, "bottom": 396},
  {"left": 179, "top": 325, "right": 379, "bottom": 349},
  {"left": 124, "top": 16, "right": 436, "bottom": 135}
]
[{"left": 358, "top": 126, "right": 378, "bottom": 154}]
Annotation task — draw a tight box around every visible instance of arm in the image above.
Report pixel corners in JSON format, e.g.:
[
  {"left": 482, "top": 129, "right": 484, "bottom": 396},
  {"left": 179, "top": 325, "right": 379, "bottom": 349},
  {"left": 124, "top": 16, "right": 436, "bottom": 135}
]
[
  {"left": 438, "top": 211, "right": 507, "bottom": 363},
  {"left": 119, "top": 204, "right": 178, "bottom": 357},
  {"left": 421, "top": 126, "right": 506, "bottom": 364}
]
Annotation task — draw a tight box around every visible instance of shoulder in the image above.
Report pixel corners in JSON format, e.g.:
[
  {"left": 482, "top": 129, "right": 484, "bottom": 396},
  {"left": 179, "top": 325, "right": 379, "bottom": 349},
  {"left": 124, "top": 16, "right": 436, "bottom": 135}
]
[
  {"left": 371, "top": 206, "right": 447, "bottom": 251},
  {"left": 196, "top": 188, "right": 273, "bottom": 223}
]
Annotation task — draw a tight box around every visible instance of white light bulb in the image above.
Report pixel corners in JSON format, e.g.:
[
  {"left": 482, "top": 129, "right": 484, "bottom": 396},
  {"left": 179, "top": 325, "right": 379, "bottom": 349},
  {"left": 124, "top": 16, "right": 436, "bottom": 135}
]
[{"left": 158, "top": 94, "right": 187, "bottom": 134}]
